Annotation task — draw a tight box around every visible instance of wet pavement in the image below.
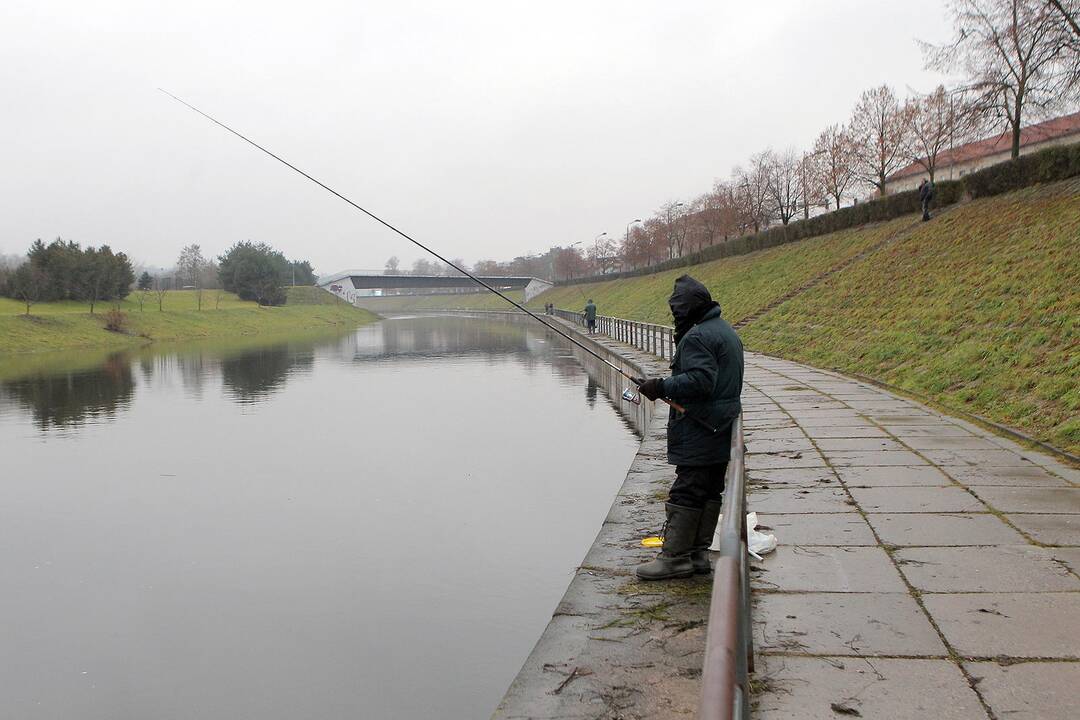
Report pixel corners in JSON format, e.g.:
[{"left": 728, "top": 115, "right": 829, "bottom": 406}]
[
  {"left": 744, "top": 355, "right": 1079, "bottom": 720},
  {"left": 494, "top": 319, "right": 1079, "bottom": 719}
]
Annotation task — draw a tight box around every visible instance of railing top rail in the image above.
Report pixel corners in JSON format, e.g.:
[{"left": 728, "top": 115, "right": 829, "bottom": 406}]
[{"left": 700, "top": 415, "right": 748, "bottom": 720}]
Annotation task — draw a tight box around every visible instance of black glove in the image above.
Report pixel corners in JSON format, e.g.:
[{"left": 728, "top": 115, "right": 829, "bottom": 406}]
[{"left": 638, "top": 377, "right": 665, "bottom": 401}]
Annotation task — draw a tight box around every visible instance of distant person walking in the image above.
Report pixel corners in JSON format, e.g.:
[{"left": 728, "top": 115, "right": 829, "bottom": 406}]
[
  {"left": 919, "top": 178, "right": 936, "bottom": 221},
  {"left": 583, "top": 299, "right": 597, "bottom": 333}
]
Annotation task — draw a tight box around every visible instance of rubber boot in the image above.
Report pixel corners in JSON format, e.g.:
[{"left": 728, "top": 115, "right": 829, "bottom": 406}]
[
  {"left": 691, "top": 500, "right": 723, "bottom": 574},
  {"left": 636, "top": 503, "right": 701, "bottom": 581}
]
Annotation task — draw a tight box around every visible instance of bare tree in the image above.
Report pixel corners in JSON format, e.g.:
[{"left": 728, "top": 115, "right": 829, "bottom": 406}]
[
  {"left": 135, "top": 288, "right": 151, "bottom": 312},
  {"left": 732, "top": 151, "right": 773, "bottom": 232},
  {"left": 925, "top": 0, "right": 1078, "bottom": 159},
  {"left": 11, "top": 263, "right": 46, "bottom": 315},
  {"left": 905, "top": 85, "right": 985, "bottom": 180},
  {"left": 411, "top": 258, "right": 438, "bottom": 275},
  {"left": 587, "top": 237, "right": 620, "bottom": 274},
  {"left": 383, "top": 256, "right": 401, "bottom": 275},
  {"left": 765, "top": 148, "right": 805, "bottom": 225},
  {"left": 176, "top": 244, "right": 206, "bottom": 310},
  {"left": 154, "top": 277, "right": 169, "bottom": 312},
  {"left": 849, "top": 85, "right": 912, "bottom": 196},
  {"left": 1048, "top": 0, "right": 1080, "bottom": 36},
  {"left": 813, "top": 124, "right": 859, "bottom": 209}
]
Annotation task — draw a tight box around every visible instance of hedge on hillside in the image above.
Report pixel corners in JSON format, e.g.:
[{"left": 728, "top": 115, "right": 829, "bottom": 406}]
[{"left": 560, "top": 141, "right": 1080, "bottom": 286}]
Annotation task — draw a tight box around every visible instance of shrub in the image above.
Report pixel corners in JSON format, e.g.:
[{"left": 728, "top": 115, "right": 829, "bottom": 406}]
[{"left": 103, "top": 308, "right": 128, "bottom": 333}]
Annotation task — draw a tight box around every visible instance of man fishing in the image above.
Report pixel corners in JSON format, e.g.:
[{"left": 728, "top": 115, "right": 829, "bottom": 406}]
[{"left": 634, "top": 275, "right": 744, "bottom": 580}]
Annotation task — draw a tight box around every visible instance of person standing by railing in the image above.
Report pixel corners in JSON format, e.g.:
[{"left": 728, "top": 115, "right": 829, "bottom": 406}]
[
  {"left": 583, "top": 298, "right": 597, "bottom": 334},
  {"left": 634, "top": 275, "right": 744, "bottom": 580}
]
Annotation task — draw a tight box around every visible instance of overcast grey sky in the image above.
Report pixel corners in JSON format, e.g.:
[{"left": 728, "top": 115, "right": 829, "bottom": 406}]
[{"left": 2, "top": 1, "right": 957, "bottom": 274}]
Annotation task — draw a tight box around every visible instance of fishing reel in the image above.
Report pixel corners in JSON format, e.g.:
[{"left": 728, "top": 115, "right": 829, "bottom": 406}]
[{"left": 621, "top": 387, "right": 642, "bottom": 405}]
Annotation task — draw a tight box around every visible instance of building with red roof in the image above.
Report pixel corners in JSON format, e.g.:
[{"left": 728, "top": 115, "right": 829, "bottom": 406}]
[{"left": 884, "top": 111, "right": 1080, "bottom": 194}]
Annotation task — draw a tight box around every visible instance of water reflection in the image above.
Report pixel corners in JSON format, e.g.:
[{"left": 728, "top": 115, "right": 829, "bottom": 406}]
[
  {"left": 0, "top": 315, "right": 640, "bottom": 719},
  {"left": 0, "top": 354, "right": 135, "bottom": 430},
  {"left": 0, "top": 316, "right": 592, "bottom": 430},
  {"left": 221, "top": 345, "right": 315, "bottom": 403}
]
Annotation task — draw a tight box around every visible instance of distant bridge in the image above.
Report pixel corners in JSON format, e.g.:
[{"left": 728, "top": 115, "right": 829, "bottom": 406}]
[{"left": 318, "top": 271, "right": 554, "bottom": 302}]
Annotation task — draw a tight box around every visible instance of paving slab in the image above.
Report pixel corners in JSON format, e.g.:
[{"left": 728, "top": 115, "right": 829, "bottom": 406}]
[
  {"left": 748, "top": 488, "right": 854, "bottom": 514},
  {"left": 887, "top": 424, "right": 975, "bottom": 437},
  {"left": 753, "top": 656, "right": 987, "bottom": 720},
  {"left": 866, "top": 513, "right": 1026, "bottom": 547},
  {"left": 800, "top": 424, "right": 889, "bottom": 438},
  {"left": 920, "top": 448, "right": 1043, "bottom": 468},
  {"left": 970, "top": 487, "right": 1080, "bottom": 513},
  {"left": 814, "top": 437, "right": 907, "bottom": 452},
  {"left": 771, "top": 400, "right": 848, "bottom": 410},
  {"left": 825, "top": 450, "right": 930, "bottom": 467},
  {"left": 944, "top": 465, "right": 1071, "bottom": 487},
  {"left": 1005, "top": 514, "right": 1080, "bottom": 546},
  {"left": 963, "top": 661, "right": 1080, "bottom": 720},
  {"left": 754, "top": 592, "right": 946, "bottom": 656},
  {"left": 749, "top": 467, "right": 838, "bottom": 488},
  {"left": 757, "top": 513, "right": 876, "bottom": 546},
  {"left": 922, "top": 593, "right": 1080, "bottom": 658},
  {"left": 836, "top": 465, "right": 953, "bottom": 487},
  {"left": 849, "top": 486, "right": 986, "bottom": 513},
  {"left": 894, "top": 545, "right": 1080, "bottom": 592},
  {"left": 869, "top": 413, "right": 938, "bottom": 425},
  {"left": 746, "top": 452, "right": 828, "bottom": 470},
  {"left": 745, "top": 426, "right": 809, "bottom": 440},
  {"left": 752, "top": 546, "right": 907, "bottom": 592},
  {"left": 1050, "top": 547, "right": 1080, "bottom": 573},
  {"left": 899, "top": 435, "right": 1007, "bottom": 451},
  {"left": 746, "top": 437, "right": 817, "bottom": 454}
]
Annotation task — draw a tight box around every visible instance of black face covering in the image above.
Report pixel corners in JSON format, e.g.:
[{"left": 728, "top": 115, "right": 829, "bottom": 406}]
[{"left": 669, "top": 275, "right": 719, "bottom": 346}]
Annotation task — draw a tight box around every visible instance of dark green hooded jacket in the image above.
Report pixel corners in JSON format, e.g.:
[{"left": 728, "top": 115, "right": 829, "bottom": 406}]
[
  {"left": 661, "top": 275, "right": 744, "bottom": 466},
  {"left": 583, "top": 301, "right": 597, "bottom": 322}
]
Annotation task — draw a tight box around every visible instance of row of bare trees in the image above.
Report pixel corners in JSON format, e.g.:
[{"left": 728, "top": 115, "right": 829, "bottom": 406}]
[{"left": 464, "top": 0, "right": 1078, "bottom": 280}]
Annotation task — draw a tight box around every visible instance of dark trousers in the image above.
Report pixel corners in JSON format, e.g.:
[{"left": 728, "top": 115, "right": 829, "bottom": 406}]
[
  {"left": 586, "top": 318, "right": 596, "bottom": 332},
  {"left": 670, "top": 463, "right": 728, "bottom": 509},
  {"left": 921, "top": 196, "right": 932, "bottom": 220}
]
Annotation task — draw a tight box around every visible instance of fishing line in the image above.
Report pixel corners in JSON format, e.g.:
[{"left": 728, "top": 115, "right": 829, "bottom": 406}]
[{"left": 160, "top": 89, "right": 713, "bottom": 431}]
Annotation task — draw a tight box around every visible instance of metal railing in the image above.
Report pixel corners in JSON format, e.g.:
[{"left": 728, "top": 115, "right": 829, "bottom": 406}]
[
  {"left": 700, "top": 415, "right": 752, "bottom": 719},
  {"left": 550, "top": 308, "right": 676, "bottom": 360}
]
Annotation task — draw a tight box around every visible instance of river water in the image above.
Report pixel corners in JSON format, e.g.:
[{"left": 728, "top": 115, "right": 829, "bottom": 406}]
[{"left": 0, "top": 315, "right": 641, "bottom": 719}]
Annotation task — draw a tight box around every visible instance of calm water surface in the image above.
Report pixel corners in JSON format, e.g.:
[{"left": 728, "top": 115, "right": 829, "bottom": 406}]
[{"left": 0, "top": 316, "right": 640, "bottom": 719}]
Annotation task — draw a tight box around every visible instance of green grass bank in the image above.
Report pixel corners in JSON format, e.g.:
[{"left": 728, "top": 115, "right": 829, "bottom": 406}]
[
  {"left": 0, "top": 287, "right": 378, "bottom": 356},
  {"left": 542, "top": 179, "right": 1079, "bottom": 453}
]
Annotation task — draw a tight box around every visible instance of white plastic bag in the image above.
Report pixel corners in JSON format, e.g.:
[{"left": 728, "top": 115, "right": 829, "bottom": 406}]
[{"left": 709, "top": 512, "right": 778, "bottom": 560}]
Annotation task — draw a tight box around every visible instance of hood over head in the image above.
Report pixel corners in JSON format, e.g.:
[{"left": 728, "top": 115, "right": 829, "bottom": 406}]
[{"left": 669, "top": 275, "right": 719, "bottom": 344}]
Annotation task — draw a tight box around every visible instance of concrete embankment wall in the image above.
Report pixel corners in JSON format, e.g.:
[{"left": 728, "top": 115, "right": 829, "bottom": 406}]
[{"left": 410, "top": 311, "right": 710, "bottom": 717}]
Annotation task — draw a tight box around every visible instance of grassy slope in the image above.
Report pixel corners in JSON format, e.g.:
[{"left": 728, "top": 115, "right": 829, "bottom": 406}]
[
  {"left": 530, "top": 218, "right": 914, "bottom": 323},
  {"left": 0, "top": 288, "right": 377, "bottom": 355},
  {"left": 742, "top": 178, "right": 1080, "bottom": 453},
  {"left": 352, "top": 219, "right": 912, "bottom": 319},
  {"left": 521, "top": 179, "right": 1078, "bottom": 453}
]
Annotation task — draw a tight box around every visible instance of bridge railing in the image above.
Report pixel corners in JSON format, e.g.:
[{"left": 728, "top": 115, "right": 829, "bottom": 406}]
[{"left": 550, "top": 308, "right": 676, "bottom": 360}]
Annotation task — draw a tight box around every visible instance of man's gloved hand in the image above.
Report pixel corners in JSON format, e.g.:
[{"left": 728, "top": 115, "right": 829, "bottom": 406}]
[{"left": 638, "top": 377, "right": 665, "bottom": 401}]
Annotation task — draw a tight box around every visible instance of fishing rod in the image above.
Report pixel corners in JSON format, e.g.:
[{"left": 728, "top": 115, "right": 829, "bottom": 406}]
[{"left": 159, "top": 89, "right": 715, "bottom": 433}]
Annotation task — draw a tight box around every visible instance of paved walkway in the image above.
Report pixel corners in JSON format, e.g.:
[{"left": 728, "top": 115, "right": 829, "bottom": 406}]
[{"left": 743, "top": 354, "right": 1079, "bottom": 720}]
